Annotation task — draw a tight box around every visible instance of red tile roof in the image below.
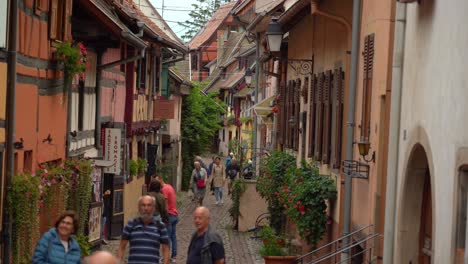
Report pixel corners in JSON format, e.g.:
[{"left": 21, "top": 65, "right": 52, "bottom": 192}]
[
  {"left": 112, "top": 0, "right": 187, "bottom": 51},
  {"left": 188, "top": 2, "right": 237, "bottom": 50}
]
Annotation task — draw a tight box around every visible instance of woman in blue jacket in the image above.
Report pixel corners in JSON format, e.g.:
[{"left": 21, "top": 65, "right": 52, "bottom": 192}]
[{"left": 33, "top": 210, "right": 81, "bottom": 264}]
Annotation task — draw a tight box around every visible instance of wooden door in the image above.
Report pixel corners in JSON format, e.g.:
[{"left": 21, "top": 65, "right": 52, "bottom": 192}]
[{"left": 419, "top": 173, "right": 432, "bottom": 263}]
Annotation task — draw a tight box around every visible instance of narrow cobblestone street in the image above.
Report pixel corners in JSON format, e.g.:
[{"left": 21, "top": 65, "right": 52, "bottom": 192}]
[{"left": 102, "top": 177, "right": 263, "bottom": 264}]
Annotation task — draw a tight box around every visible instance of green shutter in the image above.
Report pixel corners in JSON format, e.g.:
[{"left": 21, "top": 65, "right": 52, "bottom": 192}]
[{"left": 161, "top": 64, "right": 169, "bottom": 98}]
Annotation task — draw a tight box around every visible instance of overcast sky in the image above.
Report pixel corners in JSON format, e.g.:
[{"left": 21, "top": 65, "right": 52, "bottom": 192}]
[{"left": 149, "top": 0, "right": 197, "bottom": 39}]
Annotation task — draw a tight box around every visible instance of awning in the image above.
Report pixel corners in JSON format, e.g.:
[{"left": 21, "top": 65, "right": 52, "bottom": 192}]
[
  {"left": 251, "top": 95, "right": 275, "bottom": 116},
  {"left": 234, "top": 86, "right": 253, "bottom": 98}
]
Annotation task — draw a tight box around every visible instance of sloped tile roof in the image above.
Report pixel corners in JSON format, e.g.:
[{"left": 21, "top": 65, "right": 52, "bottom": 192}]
[
  {"left": 112, "top": 0, "right": 187, "bottom": 51},
  {"left": 188, "top": 2, "right": 237, "bottom": 50}
]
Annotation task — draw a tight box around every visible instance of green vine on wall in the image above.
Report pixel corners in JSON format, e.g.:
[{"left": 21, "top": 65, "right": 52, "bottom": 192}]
[
  {"left": 9, "top": 173, "right": 41, "bottom": 264},
  {"left": 9, "top": 159, "right": 94, "bottom": 262},
  {"left": 228, "top": 178, "right": 246, "bottom": 230}
]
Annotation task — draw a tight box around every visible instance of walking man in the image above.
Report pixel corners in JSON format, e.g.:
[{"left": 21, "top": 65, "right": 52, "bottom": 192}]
[
  {"left": 187, "top": 207, "right": 225, "bottom": 264},
  {"left": 87, "top": 251, "right": 118, "bottom": 264},
  {"left": 117, "top": 195, "right": 170, "bottom": 264},
  {"left": 154, "top": 174, "right": 179, "bottom": 263}
]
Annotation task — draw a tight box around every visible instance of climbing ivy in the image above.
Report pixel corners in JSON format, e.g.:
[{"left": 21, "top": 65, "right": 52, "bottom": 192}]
[{"left": 228, "top": 178, "right": 246, "bottom": 229}]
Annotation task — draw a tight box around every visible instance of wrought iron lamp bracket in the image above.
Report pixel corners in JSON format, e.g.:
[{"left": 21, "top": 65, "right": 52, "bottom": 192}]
[
  {"left": 287, "top": 59, "right": 313, "bottom": 76},
  {"left": 342, "top": 160, "right": 370, "bottom": 179}
]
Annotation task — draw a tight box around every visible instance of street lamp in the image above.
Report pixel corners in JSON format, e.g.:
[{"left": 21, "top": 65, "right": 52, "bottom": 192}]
[
  {"left": 245, "top": 68, "right": 252, "bottom": 85},
  {"left": 357, "top": 140, "right": 375, "bottom": 163},
  {"left": 265, "top": 18, "right": 283, "bottom": 52}
]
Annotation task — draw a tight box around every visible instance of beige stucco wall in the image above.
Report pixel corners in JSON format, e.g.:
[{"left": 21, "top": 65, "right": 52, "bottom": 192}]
[
  {"left": 394, "top": 1, "right": 468, "bottom": 262},
  {"left": 124, "top": 176, "right": 145, "bottom": 224},
  {"left": 238, "top": 181, "right": 268, "bottom": 232},
  {"left": 350, "top": 0, "right": 394, "bottom": 240}
]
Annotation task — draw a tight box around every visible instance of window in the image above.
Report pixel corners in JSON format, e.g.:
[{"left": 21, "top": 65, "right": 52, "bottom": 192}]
[
  {"left": 78, "top": 79, "right": 85, "bottom": 130},
  {"left": 332, "top": 68, "right": 344, "bottom": 169},
  {"left": 314, "top": 73, "right": 324, "bottom": 161},
  {"left": 50, "top": 0, "right": 72, "bottom": 41},
  {"left": 308, "top": 76, "right": 316, "bottom": 158},
  {"left": 137, "top": 56, "right": 147, "bottom": 92},
  {"left": 24, "top": 150, "right": 33, "bottom": 173},
  {"left": 361, "top": 34, "right": 375, "bottom": 141},
  {"left": 321, "top": 71, "right": 332, "bottom": 164},
  {"left": 221, "top": 68, "right": 227, "bottom": 80},
  {"left": 222, "top": 129, "right": 225, "bottom": 142},
  {"left": 191, "top": 54, "right": 198, "bottom": 71},
  {"left": 456, "top": 168, "right": 468, "bottom": 262},
  {"left": 0, "top": 0, "right": 7, "bottom": 48}
]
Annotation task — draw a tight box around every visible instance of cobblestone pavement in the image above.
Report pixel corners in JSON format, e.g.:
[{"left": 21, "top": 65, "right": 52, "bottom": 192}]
[{"left": 102, "top": 158, "right": 264, "bottom": 264}]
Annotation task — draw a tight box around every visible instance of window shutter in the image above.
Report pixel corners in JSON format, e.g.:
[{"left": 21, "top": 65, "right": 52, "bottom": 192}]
[
  {"left": 314, "top": 72, "right": 324, "bottom": 161},
  {"left": 63, "top": 0, "right": 73, "bottom": 40},
  {"left": 303, "top": 77, "right": 309, "bottom": 104},
  {"left": 49, "top": 0, "right": 58, "bottom": 40},
  {"left": 278, "top": 81, "right": 286, "bottom": 146},
  {"left": 286, "top": 80, "right": 292, "bottom": 148},
  {"left": 322, "top": 71, "right": 332, "bottom": 164},
  {"left": 332, "top": 68, "right": 345, "bottom": 169},
  {"left": 308, "top": 75, "right": 316, "bottom": 157},
  {"left": 294, "top": 79, "right": 301, "bottom": 151},
  {"left": 361, "top": 33, "right": 375, "bottom": 140},
  {"left": 288, "top": 80, "right": 294, "bottom": 149}
]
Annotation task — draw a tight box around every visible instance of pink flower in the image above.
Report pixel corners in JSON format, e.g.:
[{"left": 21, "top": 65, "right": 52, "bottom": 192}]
[
  {"left": 25, "top": 192, "right": 31, "bottom": 199},
  {"left": 38, "top": 201, "right": 44, "bottom": 207},
  {"left": 51, "top": 179, "right": 57, "bottom": 185},
  {"left": 40, "top": 164, "right": 46, "bottom": 169}
]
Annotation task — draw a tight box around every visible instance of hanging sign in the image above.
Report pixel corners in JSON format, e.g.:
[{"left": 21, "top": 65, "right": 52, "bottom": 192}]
[{"left": 104, "top": 128, "right": 121, "bottom": 174}]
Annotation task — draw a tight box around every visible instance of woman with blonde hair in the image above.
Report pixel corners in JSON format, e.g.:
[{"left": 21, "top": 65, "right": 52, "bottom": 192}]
[{"left": 191, "top": 161, "right": 208, "bottom": 205}]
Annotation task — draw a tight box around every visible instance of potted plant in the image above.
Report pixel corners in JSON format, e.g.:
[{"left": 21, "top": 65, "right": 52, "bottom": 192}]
[
  {"left": 258, "top": 226, "right": 296, "bottom": 264},
  {"left": 130, "top": 159, "right": 138, "bottom": 176},
  {"left": 137, "top": 158, "right": 147, "bottom": 176}
]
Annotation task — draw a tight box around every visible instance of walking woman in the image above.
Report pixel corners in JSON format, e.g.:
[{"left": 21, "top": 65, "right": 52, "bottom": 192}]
[
  {"left": 33, "top": 211, "right": 81, "bottom": 264},
  {"left": 147, "top": 180, "right": 170, "bottom": 225},
  {"left": 192, "top": 161, "right": 208, "bottom": 206},
  {"left": 211, "top": 157, "right": 226, "bottom": 205}
]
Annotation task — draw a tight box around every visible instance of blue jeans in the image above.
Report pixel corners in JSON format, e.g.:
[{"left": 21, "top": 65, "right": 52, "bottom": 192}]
[
  {"left": 167, "top": 214, "right": 179, "bottom": 258},
  {"left": 214, "top": 187, "right": 223, "bottom": 202}
]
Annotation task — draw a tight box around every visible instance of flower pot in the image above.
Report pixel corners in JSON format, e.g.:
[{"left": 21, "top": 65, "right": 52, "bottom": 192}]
[{"left": 263, "top": 256, "right": 296, "bottom": 264}]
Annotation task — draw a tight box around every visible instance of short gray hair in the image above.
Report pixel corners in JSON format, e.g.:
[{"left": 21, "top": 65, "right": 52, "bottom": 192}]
[
  {"left": 194, "top": 161, "right": 200, "bottom": 166},
  {"left": 138, "top": 195, "right": 155, "bottom": 206}
]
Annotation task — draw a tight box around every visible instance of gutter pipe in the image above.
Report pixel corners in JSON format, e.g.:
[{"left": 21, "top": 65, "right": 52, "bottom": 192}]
[
  {"left": 341, "top": 0, "right": 361, "bottom": 259},
  {"left": 253, "top": 33, "right": 260, "bottom": 168},
  {"left": 383, "top": 3, "right": 406, "bottom": 263},
  {"left": 3, "top": 0, "right": 18, "bottom": 262}
]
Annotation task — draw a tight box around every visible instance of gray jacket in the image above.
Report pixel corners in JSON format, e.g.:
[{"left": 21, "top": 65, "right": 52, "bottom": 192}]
[{"left": 188, "top": 225, "right": 224, "bottom": 264}]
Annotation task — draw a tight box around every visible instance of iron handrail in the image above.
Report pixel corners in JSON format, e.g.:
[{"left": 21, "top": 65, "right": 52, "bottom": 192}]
[
  {"left": 307, "top": 233, "right": 380, "bottom": 264},
  {"left": 294, "top": 224, "right": 374, "bottom": 263}
]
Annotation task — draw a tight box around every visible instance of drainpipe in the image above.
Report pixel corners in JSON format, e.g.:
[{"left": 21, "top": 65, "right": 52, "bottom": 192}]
[
  {"left": 253, "top": 33, "right": 260, "bottom": 169},
  {"left": 310, "top": 0, "right": 360, "bottom": 259},
  {"left": 383, "top": 3, "right": 406, "bottom": 263},
  {"left": 342, "top": 0, "right": 361, "bottom": 259},
  {"left": 3, "top": 0, "right": 18, "bottom": 262},
  {"left": 189, "top": 53, "right": 192, "bottom": 81},
  {"left": 95, "top": 51, "right": 104, "bottom": 156}
]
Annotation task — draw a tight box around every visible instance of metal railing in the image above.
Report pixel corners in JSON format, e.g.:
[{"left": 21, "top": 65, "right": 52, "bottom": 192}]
[{"left": 294, "top": 224, "right": 378, "bottom": 264}]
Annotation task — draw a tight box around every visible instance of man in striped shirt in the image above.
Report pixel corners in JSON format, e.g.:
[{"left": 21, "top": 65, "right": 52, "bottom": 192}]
[{"left": 117, "top": 195, "right": 170, "bottom": 264}]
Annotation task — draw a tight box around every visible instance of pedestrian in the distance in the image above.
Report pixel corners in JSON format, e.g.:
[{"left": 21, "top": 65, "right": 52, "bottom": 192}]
[
  {"left": 192, "top": 161, "right": 208, "bottom": 206},
  {"left": 210, "top": 157, "right": 226, "bottom": 205},
  {"left": 32, "top": 211, "right": 81, "bottom": 264},
  {"left": 225, "top": 157, "right": 240, "bottom": 195},
  {"left": 154, "top": 174, "right": 179, "bottom": 263},
  {"left": 148, "top": 180, "right": 170, "bottom": 225},
  {"left": 117, "top": 195, "right": 170, "bottom": 264},
  {"left": 225, "top": 152, "right": 233, "bottom": 167},
  {"left": 187, "top": 207, "right": 225, "bottom": 264}
]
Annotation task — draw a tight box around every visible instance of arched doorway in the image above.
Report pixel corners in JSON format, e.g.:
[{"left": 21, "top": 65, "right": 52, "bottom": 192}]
[{"left": 397, "top": 144, "right": 433, "bottom": 263}]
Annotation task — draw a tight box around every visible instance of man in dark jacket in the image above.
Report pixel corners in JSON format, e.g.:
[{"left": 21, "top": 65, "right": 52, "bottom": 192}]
[{"left": 187, "top": 207, "right": 225, "bottom": 264}]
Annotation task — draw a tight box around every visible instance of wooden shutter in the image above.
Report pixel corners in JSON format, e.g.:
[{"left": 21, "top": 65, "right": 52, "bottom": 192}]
[
  {"left": 314, "top": 73, "right": 324, "bottom": 161},
  {"left": 278, "top": 81, "right": 285, "bottom": 145},
  {"left": 49, "top": 0, "right": 58, "bottom": 40},
  {"left": 294, "top": 79, "right": 301, "bottom": 151},
  {"left": 332, "top": 68, "right": 345, "bottom": 169},
  {"left": 322, "top": 71, "right": 332, "bottom": 164},
  {"left": 308, "top": 75, "right": 316, "bottom": 157},
  {"left": 303, "top": 77, "right": 309, "bottom": 104},
  {"left": 286, "top": 80, "right": 292, "bottom": 148},
  {"left": 63, "top": 0, "right": 73, "bottom": 40},
  {"left": 288, "top": 80, "right": 295, "bottom": 149},
  {"left": 361, "top": 34, "right": 375, "bottom": 140}
]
